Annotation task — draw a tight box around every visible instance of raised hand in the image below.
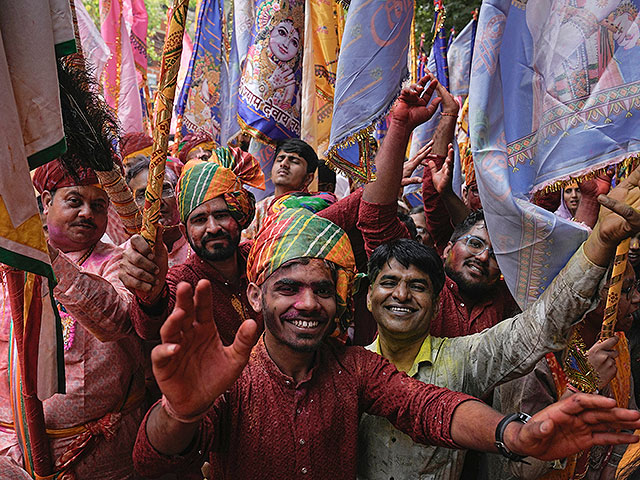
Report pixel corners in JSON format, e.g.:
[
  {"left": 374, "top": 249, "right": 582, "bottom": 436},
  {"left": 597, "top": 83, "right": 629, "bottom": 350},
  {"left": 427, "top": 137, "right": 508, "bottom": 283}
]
[
  {"left": 584, "top": 167, "right": 640, "bottom": 266},
  {"left": 401, "top": 141, "right": 433, "bottom": 187},
  {"left": 151, "top": 280, "right": 259, "bottom": 418},
  {"left": 586, "top": 336, "right": 619, "bottom": 390},
  {"left": 427, "top": 143, "right": 455, "bottom": 194},
  {"left": 435, "top": 79, "right": 459, "bottom": 116},
  {"left": 507, "top": 393, "right": 640, "bottom": 461},
  {"left": 390, "top": 73, "right": 441, "bottom": 133},
  {"left": 118, "top": 229, "right": 168, "bottom": 305}
]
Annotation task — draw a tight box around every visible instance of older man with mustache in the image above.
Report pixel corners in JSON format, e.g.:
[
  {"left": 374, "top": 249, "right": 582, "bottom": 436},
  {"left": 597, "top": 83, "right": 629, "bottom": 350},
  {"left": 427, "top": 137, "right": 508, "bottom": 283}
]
[{"left": 0, "top": 160, "right": 146, "bottom": 478}]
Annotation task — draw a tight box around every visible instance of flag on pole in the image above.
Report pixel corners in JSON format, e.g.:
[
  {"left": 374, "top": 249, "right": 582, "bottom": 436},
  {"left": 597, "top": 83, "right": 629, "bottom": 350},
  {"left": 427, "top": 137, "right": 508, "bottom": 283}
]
[
  {"left": 326, "top": 0, "right": 414, "bottom": 182},
  {"left": 0, "top": 0, "right": 74, "bottom": 475},
  {"left": 175, "top": 0, "right": 224, "bottom": 142},
  {"left": 237, "top": 0, "right": 305, "bottom": 143},
  {"left": 470, "top": 0, "right": 640, "bottom": 308},
  {"left": 100, "top": 0, "right": 144, "bottom": 133},
  {"left": 447, "top": 15, "right": 476, "bottom": 98}
]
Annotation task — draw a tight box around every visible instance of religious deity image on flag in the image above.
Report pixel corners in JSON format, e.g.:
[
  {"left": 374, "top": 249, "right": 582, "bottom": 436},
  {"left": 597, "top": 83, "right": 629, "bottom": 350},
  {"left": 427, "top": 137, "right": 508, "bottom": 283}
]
[
  {"left": 175, "top": 0, "right": 223, "bottom": 142},
  {"left": 238, "top": 0, "right": 304, "bottom": 142},
  {"left": 470, "top": 0, "right": 640, "bottom": 309}
]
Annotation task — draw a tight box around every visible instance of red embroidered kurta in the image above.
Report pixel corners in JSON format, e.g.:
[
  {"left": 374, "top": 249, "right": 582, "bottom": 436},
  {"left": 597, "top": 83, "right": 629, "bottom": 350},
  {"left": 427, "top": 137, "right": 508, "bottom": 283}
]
[
  {"left": 429, "top": 276, "right": 518, "bottom": 338},
  {"left": 133, "top": 338, "right": 474, "bottom": 479},
  {"left": 130, "top": 189, "right": 405, "bottom": 346}
]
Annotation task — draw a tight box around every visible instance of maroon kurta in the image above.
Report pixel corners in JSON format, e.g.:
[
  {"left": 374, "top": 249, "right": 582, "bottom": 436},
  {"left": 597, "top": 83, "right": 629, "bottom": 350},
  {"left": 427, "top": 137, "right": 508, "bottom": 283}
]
[
  {"left": 130, "top": 242, "right": 259, "bottom": 346},
  {"left": 133, "top": 338, "right": 474, "bottom": 479},
  {"left": 429, "top": 275, "right": 518, "bottom": 338},
  {"left": 130, "top": 190, "right": 406, "bottom": 346}
]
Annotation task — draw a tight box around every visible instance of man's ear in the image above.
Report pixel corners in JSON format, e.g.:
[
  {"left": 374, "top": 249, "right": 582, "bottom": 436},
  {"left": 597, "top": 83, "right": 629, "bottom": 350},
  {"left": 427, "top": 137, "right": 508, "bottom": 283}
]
[
  {"left": 247, "top": 282, "right": 263, "bottom": 314},
  {"left": 179, "top": 223, "right": 187, "bottom": 238},
  {"left": 41, "top": 191, "right": 53, "bottom": 215},
  {"left": 366, "top": 286, "right": 373, "bottom": 312},
  {"left": 302, "top": 172, "right": 314, "bottom": 190},
  {"left": 442, "top": 241, "right": 453, "bottom": 260}
]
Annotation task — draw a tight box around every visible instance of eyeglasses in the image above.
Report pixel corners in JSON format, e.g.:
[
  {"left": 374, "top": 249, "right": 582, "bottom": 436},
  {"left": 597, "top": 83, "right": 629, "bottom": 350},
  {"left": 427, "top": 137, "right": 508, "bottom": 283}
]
[
  {"left": 456, "top": 234, "right": 495, "bottom": 260},
  {"left": 134, "top": 183, "right": 175, "bottom": 206}
]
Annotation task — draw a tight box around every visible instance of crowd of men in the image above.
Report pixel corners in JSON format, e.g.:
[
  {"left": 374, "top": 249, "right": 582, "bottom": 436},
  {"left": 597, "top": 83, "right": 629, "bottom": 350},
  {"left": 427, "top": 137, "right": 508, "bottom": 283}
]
[{"left": 2, "top": 73, "right": 640, "bottom": 480}]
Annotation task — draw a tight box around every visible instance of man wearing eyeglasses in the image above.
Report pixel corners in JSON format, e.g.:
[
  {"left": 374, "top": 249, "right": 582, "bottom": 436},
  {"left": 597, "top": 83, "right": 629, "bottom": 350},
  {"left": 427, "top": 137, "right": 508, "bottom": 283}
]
[
  {"left": 428, "top": 209, "right": 519, "bottom": 338},
  {"left": 125, "top": 157, "right": 192, "bottom": 268}
]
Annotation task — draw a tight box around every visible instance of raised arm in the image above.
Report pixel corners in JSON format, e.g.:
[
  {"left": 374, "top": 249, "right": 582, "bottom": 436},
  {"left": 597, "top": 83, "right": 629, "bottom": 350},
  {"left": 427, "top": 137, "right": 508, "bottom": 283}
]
[
  {"left": 50, "top": 245, "right": 135, "bottom": 341},
  {"left": 362, "top": 74, "right": 441, "bottom": 204}
]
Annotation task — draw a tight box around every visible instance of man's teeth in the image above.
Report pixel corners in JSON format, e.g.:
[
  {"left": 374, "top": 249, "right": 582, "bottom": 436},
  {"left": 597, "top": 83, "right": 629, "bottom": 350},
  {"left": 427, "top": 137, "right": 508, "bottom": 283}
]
[
  {"left": 291, "top": 319, "right": 319, "bottom": 328},
  {"left": 389, "top": 306, "right": 413, "bottom": 313}
]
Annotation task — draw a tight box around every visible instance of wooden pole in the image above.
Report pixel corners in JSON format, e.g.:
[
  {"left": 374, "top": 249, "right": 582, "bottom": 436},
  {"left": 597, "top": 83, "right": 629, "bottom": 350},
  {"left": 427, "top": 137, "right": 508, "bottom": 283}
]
[
  {"left": 601, "top": 239, "right": 631, "bottom": 338},
  {"left": 141, "top": 0, "right": 190, "bottom": 247}
]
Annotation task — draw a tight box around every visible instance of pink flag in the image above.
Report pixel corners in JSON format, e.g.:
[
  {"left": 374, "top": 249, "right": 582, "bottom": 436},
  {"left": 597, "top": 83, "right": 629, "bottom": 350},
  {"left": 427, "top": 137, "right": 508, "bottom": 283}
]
[{"left": 100, "top": 0, "right": 143, "bottom": 133}]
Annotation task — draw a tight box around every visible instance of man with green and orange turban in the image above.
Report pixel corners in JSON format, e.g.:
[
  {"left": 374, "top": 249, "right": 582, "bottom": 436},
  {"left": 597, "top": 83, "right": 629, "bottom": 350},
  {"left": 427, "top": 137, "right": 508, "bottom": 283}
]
[{"left": 120, "top": 145, "right": 268, "bottom": 346}]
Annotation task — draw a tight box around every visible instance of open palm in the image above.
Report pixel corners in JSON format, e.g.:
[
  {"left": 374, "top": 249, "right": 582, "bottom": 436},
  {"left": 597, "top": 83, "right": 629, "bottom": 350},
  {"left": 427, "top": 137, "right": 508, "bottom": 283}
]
[
  {"left": 513, "top": 394, "right": 640, "bottom": 461},
  {"left": 151, "top": 280, "right": 259, "bottom": 418}
]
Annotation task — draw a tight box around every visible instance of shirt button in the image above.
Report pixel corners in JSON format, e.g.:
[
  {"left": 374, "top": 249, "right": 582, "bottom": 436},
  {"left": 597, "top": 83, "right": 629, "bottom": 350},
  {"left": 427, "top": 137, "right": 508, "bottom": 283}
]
[
  {"left": 301, "top": 467, "right": 308, "bottom": 474},
  {"left": 296, "top": 408, "right": 302, "bottom": 414},
  {"left": 299, "top": 438, "right": 305, "bottom": 445},
  {"left": 460, "top": 303, "right": 465, "bottom": 307},
  {"left": 285, "top": 380, "right": 291, "bottom": 385}
]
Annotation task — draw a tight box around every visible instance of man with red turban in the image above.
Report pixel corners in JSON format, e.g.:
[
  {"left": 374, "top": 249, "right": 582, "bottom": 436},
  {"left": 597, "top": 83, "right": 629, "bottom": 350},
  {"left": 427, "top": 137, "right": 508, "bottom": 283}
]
[{"left": 0, "top": 159, "right": 145, "bottom": 479}]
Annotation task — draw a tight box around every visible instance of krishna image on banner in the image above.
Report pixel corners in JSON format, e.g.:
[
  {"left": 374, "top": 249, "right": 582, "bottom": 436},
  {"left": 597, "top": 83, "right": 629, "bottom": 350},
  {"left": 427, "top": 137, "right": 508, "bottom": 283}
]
[{"left": 238, "top": 0, "right": 304, "bottom": 142}]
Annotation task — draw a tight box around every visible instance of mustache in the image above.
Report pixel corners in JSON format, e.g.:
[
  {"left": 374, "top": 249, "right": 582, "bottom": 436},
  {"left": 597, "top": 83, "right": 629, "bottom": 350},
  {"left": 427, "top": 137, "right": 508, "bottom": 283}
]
[
  {"left": 280, "top": 309, "right": 328, "bottom": 322},
  {"left": 464, "top": 258, "right": 488, "bottom": 275},
  {"left": 70, "top": 220, "right": 96, "bottom": 228},
  {"left": 201, "top": 231, "right": 231, "bottom": 243}
]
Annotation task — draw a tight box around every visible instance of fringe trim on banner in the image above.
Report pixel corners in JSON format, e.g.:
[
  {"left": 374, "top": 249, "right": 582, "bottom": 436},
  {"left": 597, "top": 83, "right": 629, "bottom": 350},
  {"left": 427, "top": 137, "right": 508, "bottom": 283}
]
[
  {"left": 237, "top": 116, "right": 279, "bottom": 147},
  {"left": 325, "top": 74, "right": 408, "bottom": 183},
  {"left": 533, "top": 152, "right": 640, "bottom": 195}
]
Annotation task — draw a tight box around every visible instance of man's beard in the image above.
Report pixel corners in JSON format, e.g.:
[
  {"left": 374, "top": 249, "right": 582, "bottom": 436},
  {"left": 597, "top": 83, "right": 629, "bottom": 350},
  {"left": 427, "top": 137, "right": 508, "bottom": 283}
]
[
  {"left": 444, "top": 262, "right": 497, "bottom": 300},
  {"left": 188, "top": 231, "right": 239, "bottom": 262}
]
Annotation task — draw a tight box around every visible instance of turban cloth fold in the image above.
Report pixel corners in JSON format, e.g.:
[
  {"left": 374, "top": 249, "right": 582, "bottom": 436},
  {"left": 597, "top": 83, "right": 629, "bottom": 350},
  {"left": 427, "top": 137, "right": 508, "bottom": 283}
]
[
  {"left": 177, "top": 146, "right": 265, "bottom": 227},
  {"left": 268, "top": 192, "right": 337, "bottom": 216},
  {"left": 120, "top": 133, "right": 153, "bottom": 161},
  {"left": 247, "top": 208, "right": 356, "bottom": 332},
  {"left": 33, "top": 159, "right": 100, "bottom": 194},
  {"left": 177, "top": 131, "right": 217, "bottom": 164}
]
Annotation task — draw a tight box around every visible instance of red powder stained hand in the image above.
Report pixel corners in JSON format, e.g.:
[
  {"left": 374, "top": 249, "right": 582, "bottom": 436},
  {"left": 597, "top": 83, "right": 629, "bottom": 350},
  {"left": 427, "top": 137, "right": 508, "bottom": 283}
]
[
  {"left": 390, "top": 73, "right": 441, "bottom": 133},
  {"left": 119, "top": 229, "right": 168, "bottom": 305},
  {"left": 151, "top": 280, "right": 259, "bottom": 419},
  {"left": 427, "top": 143, "right": 455, "bottom": 195}
]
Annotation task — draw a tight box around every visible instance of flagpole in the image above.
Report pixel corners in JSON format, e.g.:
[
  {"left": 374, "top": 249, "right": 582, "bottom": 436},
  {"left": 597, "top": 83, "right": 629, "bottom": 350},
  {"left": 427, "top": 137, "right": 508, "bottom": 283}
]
[
  {"left": 600, "top": 240, "right": 631, "bottom": 338},
  {"left": 5, "top": 271, "right": 53, "bottom": 478},
  {"left": 141, "top": 0, "right": 190, "bottom": 247}
]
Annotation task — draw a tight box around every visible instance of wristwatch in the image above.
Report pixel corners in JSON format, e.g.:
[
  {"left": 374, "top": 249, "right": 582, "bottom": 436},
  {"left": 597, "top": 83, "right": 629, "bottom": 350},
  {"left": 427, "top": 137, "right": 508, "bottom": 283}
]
[{"left": 495, "top": 412, "right": 532, "bottom": 462}]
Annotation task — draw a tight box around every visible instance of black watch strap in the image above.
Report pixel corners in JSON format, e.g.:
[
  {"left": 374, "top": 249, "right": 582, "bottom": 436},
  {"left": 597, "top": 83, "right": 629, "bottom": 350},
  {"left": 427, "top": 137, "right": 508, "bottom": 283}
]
[{"left": 495, "top": 412, "right": 531, "bottom": 462}]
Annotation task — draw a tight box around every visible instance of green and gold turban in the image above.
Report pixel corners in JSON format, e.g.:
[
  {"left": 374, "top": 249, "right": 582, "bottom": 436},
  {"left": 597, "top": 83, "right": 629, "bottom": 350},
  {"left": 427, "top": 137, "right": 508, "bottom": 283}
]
[
  {"left": 177, "top": 146, "right": 265, "bottom": 227},
  {"left": 247, "top": 208, "right": 356, "bottom": 332}
]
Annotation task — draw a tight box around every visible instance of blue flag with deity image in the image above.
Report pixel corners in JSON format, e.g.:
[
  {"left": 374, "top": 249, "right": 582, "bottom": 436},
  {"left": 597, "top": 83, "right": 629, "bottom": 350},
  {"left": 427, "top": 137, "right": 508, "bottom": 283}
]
[
  {"left": 470, "top": 0, "right": 640, "bottom": 309},
  {"left": 175, "top": 0, "right": 224, "bottom": 143},
  {"left": 326, "top": 0, "right": 414, "bottom": 183},
  {"left": 237, "top": 0, "right": 304, "bottom": 143}
]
